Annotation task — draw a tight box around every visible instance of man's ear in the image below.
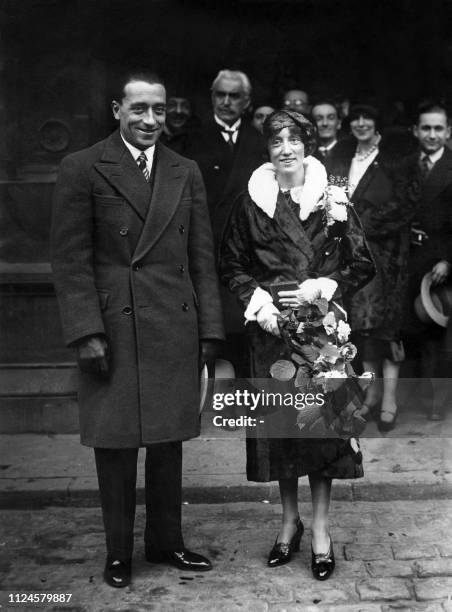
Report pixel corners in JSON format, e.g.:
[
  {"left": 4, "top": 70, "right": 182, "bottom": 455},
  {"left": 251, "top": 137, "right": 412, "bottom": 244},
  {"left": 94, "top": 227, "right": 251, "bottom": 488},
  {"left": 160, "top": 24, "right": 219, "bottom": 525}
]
[
  {"left": 412, "top": 124, "right": 419, "bottom": 139},
  {"left": 243, "top": 96, "right": 251, "bottom": 111},
  {"left": 111, "top": 100, "right": 120, "bottom": 120}
]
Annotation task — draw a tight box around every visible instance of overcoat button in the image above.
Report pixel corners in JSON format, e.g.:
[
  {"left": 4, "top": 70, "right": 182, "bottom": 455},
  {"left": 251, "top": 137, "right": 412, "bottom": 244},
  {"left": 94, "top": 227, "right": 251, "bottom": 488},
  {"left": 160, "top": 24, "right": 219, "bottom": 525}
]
[
  {"left": 214, "top": 165, "right": 220, "bottom": 170},
  {"left": 325, "top": 251, "right": 330, "bottom": 256},
  {"left": 182, "top": 302, "right": 189, "bottom": 312},
  {"left": 119, "top": 228, "right": 128, "bottom": 236},
  {"left": 179, "top": 264, "right": 185, "bottom": 273},
  {"left": 122, "top": 306, "right": 133, "bottom": 315},
  {"left": 179, "top": 224, "right": 185, "bottom": 234},
  {"left": 133, "top": 263, "right": 141, "bottom": 271}
]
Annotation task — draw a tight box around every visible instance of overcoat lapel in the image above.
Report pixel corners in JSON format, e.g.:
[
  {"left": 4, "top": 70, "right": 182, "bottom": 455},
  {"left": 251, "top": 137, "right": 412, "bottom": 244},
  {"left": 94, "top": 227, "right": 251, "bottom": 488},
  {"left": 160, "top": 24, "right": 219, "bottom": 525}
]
[
  {"left": 273, "top": 194, "right": 314, "bottom": 262},
  {"left": 133, "top": 143, "right": 188, "bottom": 262},
  {"left": 423, "top": 148, "right": 452, "bottom": 204},
  {"left": 94, "top": 131, "right": 151, "bottom": 221}
]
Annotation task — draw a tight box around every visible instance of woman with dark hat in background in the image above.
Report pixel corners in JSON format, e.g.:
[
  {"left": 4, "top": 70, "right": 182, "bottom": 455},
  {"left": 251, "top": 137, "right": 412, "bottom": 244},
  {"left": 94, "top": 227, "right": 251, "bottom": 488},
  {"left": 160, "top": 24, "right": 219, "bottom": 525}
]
[
  {"left": 220, "top": 110, "right": 374, "bottom": 579},
  {"left": 329, "top": 104, "right": 417, "bottom": 431}
]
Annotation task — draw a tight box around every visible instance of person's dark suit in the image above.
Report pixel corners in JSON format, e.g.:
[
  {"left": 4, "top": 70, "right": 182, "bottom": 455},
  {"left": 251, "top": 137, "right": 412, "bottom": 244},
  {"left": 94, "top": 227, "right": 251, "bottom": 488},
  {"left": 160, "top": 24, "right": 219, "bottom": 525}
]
[
  {"left": 51, "top": 130, "right": 224, "bottom": 563},
  {"left": 403, "top": 147, "right": 452, "bottom": 385},
  {"left": 187, "top": 119, "right": 266, "bottom": 374},
  {"left": 313, "top": 140, "right": 343, "bottom": 176}
]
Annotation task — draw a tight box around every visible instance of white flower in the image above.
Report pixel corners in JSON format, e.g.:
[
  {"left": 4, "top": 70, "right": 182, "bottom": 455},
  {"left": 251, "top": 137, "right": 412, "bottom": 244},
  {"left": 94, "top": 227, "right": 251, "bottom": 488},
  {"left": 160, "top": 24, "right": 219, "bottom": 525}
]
[
  {"left": 323, "top": 185, "right": 349, "bottom": 225},
  {"left": 326, "top": 185, "right": 348, "bottom": 204},
  {"left": 339, "top": 342, "right": 358, "bottom": 361},
  {"left": 328, "top": 200, "right": 348, "bottom": 223},
  {"left": 337, "top": 320, "right": 351, "bottom": 342},
  {"left": 315, "top": 369, "right": 347, "bottom": 392},
  {"left": 322, "top": 311, "right": 337, "bottom": 335}
]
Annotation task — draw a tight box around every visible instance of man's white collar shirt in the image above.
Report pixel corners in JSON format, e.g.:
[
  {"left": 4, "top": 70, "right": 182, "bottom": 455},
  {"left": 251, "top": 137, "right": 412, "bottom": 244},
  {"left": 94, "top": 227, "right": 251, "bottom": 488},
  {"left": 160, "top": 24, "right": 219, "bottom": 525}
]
[
  {"left": 214, "top": 115, "right": 241, "bottom": 144},
  {"left": 421, "top": 147, "right": 444, "bottom": 165},
  {"left": 318, "top": 140, "right": 337, "bottom": 154},
  {"left": 121, "top": 134, "right": 156, "bottom": 174}
]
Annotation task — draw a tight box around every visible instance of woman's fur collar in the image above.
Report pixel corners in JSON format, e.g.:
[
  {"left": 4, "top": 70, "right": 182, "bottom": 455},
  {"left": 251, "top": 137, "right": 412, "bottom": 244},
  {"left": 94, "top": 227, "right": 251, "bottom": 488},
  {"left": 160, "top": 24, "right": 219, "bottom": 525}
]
[{"left": 248, "top": 156, "right": 328, "bottom": 221}]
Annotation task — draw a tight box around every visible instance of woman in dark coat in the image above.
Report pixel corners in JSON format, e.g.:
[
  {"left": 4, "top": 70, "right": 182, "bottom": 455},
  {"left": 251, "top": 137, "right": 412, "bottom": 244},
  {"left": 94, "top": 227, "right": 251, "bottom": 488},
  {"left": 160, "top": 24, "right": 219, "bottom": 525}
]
[
  {"left": 220, "top": 110, "right": 374, "bottom": 579},
  {"left": 329, "top": 105, "right": 417, "bottom": 431}
]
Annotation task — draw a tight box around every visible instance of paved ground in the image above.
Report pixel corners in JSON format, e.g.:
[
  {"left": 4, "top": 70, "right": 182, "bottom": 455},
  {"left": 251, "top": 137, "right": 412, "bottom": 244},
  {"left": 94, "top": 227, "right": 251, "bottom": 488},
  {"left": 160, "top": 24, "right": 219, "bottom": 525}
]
[
  {"left": 1, "top": 401, "right": 451, "bottom": 507},
  {"left": 0, "top": 401, "right": 451, "bottom": 610},
  {"left": 1, "top": 500, "right": 452, "bottom": 611}
]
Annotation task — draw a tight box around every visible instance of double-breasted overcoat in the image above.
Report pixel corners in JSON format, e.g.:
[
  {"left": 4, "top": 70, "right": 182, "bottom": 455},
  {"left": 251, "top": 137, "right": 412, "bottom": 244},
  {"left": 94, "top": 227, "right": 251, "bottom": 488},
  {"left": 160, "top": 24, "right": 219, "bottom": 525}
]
[{"left": 51, "top": 131, "right": 224, "bottom": 448}]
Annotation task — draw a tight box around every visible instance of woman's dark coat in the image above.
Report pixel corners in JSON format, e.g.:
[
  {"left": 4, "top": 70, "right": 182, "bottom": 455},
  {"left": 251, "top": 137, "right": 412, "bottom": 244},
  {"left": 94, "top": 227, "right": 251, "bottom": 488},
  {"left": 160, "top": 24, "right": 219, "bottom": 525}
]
[
  {"left": 220, "top": 185, "right": 374, "bottom": 481},
  {"left": 329, "top": 145, "right": 418, "bottom": 338}
]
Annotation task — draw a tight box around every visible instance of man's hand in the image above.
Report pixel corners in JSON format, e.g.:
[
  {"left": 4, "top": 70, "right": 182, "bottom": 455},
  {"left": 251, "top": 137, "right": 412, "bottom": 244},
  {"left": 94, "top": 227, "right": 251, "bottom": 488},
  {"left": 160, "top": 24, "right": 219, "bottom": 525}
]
[
  {"left": 75, "top": 335, "right": 110, "bottom": 376},
  {"left": 199, "top": 339, "right": 223, "bottom": 370},
  {"left": 431, "top": 260, "right": 451, "bottom": 285},
  {"left": 256, "top": 302, "right": 281, "bottom": 336}
]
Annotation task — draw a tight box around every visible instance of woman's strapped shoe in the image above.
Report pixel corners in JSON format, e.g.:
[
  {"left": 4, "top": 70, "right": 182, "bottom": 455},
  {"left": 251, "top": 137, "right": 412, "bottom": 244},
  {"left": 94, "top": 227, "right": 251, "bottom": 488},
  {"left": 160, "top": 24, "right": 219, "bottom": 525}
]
[
  {"left": 311, "top": 539, "right": 335, "bottom": 580},
  {"left": 267, "top": 517, "right": 304, "bottom": 567}
]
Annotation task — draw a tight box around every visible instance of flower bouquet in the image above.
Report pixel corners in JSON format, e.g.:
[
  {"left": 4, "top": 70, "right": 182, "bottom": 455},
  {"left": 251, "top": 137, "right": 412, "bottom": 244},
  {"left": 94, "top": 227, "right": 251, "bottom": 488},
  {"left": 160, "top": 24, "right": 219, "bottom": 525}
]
[{"left": 270, "top": 277, "right": 373, "bottom": 437}]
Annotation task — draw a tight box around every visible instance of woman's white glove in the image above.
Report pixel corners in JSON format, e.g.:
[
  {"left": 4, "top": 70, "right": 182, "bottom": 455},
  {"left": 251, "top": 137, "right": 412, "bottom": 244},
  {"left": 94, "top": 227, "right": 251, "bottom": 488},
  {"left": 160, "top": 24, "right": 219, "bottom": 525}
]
[
  {"left": 279, "top": 277, "right": 338, "bottom": 307},
  {"left": 256, "top": 302, "right": 281, "bottom": 336}
]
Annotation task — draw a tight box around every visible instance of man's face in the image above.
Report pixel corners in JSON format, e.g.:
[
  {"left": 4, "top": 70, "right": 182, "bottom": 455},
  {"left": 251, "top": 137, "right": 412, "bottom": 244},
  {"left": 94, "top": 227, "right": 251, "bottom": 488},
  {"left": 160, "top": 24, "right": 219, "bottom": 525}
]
[
  {"left": 166, "top": 97, "right": 191, "bottom": 132},
  {"left": 212, "top": 77, "right": 250, "bottom": 125},
  {"left": 413, "top": 111, "right": 451, "bottom": 154},
  {"left": 312, "top": 104, "right": 341, "bottom": 143},
  {"left": 283, "top": 90, "right": 310, "bottom": 114},
  {"left": 252, "top": 105, "right": 274, "bottom": 134},
  {"left": 112, "top": 80, "right": 166, "bottom": 150}
]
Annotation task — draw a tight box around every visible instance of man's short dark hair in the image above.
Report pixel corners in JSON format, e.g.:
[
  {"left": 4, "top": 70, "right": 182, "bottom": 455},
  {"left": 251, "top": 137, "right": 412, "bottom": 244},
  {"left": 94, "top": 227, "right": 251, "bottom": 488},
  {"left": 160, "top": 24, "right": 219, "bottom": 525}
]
[
  {"left": 311, "top": 99, "right": 339, "bottom": 115},
  {"left": 415, "top": 99, "right": 450, "bottom": 125},
  {"left": 112, "top": 70, "right": 165, "bottom": 102}
]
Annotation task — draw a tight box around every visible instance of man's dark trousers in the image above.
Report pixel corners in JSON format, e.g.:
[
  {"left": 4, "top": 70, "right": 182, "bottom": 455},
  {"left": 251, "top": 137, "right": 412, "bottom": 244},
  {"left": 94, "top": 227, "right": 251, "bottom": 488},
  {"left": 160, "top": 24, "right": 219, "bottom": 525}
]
[{"left": 95, "top": 442, "right": 183, "bottom": 560}]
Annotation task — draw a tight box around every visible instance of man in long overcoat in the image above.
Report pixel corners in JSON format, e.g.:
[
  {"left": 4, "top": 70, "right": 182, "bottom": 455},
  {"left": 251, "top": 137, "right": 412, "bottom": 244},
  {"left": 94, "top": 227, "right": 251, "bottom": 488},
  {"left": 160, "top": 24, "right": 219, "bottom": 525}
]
[{"left": 51, "top": 71, "right": 224, "bottom": 587}]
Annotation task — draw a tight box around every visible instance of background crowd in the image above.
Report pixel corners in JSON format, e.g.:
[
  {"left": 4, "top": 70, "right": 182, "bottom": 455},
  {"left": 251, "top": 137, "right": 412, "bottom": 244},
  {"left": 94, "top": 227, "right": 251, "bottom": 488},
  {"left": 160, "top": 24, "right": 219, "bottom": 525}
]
[{"left": 162, "top": 69, "right": 452, "bottom": 430}]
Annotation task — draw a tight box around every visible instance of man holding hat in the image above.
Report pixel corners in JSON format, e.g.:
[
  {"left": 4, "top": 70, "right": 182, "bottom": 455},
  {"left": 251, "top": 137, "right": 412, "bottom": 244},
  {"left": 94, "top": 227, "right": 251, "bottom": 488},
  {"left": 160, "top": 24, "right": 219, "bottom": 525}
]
[{"left": 404, "top": 100, "right": 452, "bottom": 420}]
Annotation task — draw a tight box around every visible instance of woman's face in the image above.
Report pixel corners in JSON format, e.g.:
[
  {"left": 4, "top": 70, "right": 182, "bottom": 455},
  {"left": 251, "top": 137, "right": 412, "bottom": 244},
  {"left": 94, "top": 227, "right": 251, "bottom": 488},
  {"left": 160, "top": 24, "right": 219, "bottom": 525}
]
[
  {"left": 350, "top": 115, "right": 376, "bottom": 144},
  {"left": 268, "top": 127, "right": 305, "bottom": 176}
]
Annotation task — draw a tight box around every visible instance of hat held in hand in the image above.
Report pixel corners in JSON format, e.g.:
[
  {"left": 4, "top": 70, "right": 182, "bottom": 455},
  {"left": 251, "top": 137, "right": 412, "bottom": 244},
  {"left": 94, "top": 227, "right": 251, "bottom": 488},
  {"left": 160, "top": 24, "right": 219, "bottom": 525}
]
[{"left": 414, "top": 272, "right": 452, "bottom": 327}]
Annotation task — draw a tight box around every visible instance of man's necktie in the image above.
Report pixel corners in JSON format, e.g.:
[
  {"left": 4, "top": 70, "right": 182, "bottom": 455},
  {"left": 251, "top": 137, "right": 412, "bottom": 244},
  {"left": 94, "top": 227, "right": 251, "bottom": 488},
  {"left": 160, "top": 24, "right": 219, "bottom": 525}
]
[
  {"left": 222, "top": 130, "right": 235, "bottom": 151},
  {"left": 318, "top": 147, "right": 330, "bottom": 159},
  {"left": 420, "top": 155, "right": 432, "bottom": 181},
  {"left": 137, "top": 152, "right": 150, "bottom": 182}
]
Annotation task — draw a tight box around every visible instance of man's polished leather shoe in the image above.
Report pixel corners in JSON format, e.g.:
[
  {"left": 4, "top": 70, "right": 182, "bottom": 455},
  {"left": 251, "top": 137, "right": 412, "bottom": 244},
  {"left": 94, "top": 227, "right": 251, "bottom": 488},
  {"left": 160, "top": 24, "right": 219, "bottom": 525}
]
[
  {"left": 104, "top": 556, "right": 131, "bottom": 588},
  {"left": 145, "top": 548, "right": 212, "bottom": 571}
]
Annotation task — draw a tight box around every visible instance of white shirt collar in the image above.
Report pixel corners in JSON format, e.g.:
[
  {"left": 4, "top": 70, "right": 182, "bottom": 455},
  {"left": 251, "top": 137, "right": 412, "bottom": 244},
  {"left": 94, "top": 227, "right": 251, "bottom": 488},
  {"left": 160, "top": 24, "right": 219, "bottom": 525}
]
[
  {"left": 421, "top": 147, "right": 444, "bottom": 164},
  {"left": 214, "top": 115, "right": 242, "bottom": 132},
  {"left": 121, "top": 134, "right": 156, "bottom": 168},
  {"left": 318, "top": 140, "right": 337, "bottom": 152}
]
